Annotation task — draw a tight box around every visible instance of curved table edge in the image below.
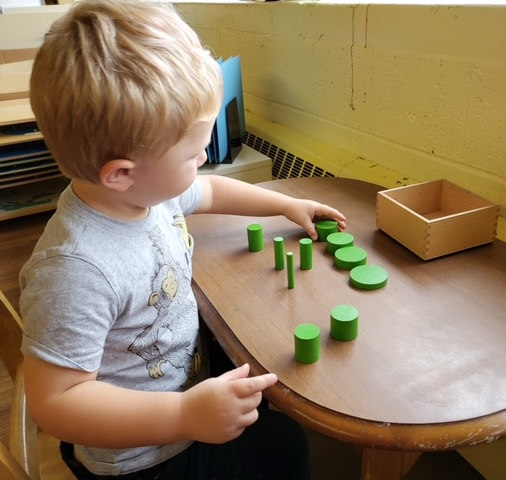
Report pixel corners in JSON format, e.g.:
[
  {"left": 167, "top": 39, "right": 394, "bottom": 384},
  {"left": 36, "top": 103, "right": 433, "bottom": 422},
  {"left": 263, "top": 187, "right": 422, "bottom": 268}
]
[{"left": 193, "top": 280, "right": 506, "bottom": 452}]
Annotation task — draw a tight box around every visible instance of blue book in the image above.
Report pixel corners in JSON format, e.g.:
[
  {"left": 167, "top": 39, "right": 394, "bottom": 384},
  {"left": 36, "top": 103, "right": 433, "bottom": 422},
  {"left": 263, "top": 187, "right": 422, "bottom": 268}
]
[{"left": 211, "top": 56, "right": 245, "bottom": 163}]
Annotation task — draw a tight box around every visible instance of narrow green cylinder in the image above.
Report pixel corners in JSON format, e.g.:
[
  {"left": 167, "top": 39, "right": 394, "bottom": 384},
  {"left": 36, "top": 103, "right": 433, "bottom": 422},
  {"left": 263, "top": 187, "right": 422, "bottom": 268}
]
[
  {"left": 299, "top": 238, "right": 313, "bottom": 270},
  {"left": 274, "top": 237, "right": 285, "bottom": 270},
  {"left": 286, "top": 252, "right": 295, "bottom": 289}
]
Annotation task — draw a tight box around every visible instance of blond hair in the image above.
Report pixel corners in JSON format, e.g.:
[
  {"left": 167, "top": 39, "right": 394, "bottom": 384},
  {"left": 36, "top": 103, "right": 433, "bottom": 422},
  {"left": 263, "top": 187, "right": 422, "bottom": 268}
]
[{"left": 30, "top": 0, "right": 223, "bottom": 182}]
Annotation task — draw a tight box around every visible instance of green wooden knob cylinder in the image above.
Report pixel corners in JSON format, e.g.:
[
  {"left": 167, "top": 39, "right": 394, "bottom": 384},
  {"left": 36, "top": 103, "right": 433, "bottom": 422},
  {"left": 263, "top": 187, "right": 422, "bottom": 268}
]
[
  {"left": 299, "top": 238, "right": 313, "bottom": 270},
  {"left": 330, "top": 305, "right": 359, "bottom": 341},
  {"left": 294, "top": 323, "right": 321, "bottom": 363},
  {"left": 287, "top": 251, "right": 295, "bottom": 289},
  {"left": 315, "top": 220, "right": 338, "bottom": 241},
  {"left": 274, "top": 237, "right": 285, "bottom": 270},
  {"left": 334, "top": 246, "right": 367, "bottom": 270},
  {"left": 247, "top": 224, "right": 264, "bottom": 252},
  {"left": 326, "top": 232, "right": 355, "bottom": 254},
  {"left": 350, "top": 264, "right": 388, "bottom": 290}
]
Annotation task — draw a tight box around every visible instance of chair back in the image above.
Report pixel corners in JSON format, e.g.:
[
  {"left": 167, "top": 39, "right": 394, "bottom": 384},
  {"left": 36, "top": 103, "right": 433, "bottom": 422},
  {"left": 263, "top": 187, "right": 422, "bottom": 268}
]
[
  {"left": 0, "top": 440, "right": 31, "bottom": 480},
  {"left": 0, "top": 289, "right": 75, "bottom": 479},
  {"left": 0, "top": 290, "right": 24, "bottom": 381}
]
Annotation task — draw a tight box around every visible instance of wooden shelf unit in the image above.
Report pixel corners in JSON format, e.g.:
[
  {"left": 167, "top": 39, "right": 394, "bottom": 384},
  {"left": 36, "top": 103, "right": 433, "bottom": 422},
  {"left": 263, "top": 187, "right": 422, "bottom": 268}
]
[{"left": 0, "top": 97, "right": 69, "bottom": 222}]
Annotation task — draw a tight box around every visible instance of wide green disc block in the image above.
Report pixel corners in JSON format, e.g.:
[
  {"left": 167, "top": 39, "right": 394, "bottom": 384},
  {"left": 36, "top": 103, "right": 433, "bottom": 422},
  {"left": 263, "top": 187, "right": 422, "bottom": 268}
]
[
  {"left": 330, "top": 305, "right": 359, "bottom": 341},
  {"left": 350, "top": 264, "right": 388, "bottom": 290},
  {"left": 247, "top": 224, "right": 264, "bottom": 252},
  {"left": 315, "top": 220, "right": 338, "bottom": 241},
  {"left": 334, "top": 246, "right": 367, "bottom": 270},
  {"left": 326, "top": 232, "right": 355, "bottom": 254},
  {"left": 294, "top": 323, "right": 320, "bottom": 364}
]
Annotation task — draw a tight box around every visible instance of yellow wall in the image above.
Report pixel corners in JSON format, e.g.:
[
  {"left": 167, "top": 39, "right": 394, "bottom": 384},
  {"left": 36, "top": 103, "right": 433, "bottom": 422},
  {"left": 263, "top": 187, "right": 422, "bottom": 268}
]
[
  {"left": 178, "top": 1, "right": 506, "bottom": 240},
  {"left": 2, "top": 3, "right": 505, "bottom": 241},
  {"left": 178, "top": 4, "right": 506, "bottom": 478}
]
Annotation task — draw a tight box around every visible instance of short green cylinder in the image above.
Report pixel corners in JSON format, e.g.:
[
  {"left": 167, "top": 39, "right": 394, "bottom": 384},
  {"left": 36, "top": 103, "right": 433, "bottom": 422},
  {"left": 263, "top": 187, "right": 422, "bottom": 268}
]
[
  {"left": 350, "top": 265, "right": 388, "bottom": 290},
  {"left": 326, "top": 232, "right": 354, "bottom": 254},
  {"left": 247, "top": 224, "right": 264, "bottom": 252},
  {"left": 315, "top": 220, "right": 339, "bottom": 241},
  {"left": 294, "top": 323, "right": 321, "bottom": 363},
  {"left": 330, "top": 305, "right": 359, "bottom": 341},
  {"left": 334, "top": 246, "right": 367, "bottom": 270}
]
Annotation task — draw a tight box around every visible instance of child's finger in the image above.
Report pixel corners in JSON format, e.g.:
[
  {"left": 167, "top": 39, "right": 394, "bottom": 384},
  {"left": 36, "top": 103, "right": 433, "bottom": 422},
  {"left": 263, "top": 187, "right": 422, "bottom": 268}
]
[
  {"left": 217, "top": 363, "right": 250, "bottom": 382},
  {"left": 235, "top": 373, "right": 278, "bottom": 398}
]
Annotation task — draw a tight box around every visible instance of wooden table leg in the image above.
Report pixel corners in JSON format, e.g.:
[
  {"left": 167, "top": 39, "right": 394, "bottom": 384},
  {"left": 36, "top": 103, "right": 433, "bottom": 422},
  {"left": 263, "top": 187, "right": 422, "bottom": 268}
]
[{"left": 361, "top": 448, "right": 421, "bottom": 480}]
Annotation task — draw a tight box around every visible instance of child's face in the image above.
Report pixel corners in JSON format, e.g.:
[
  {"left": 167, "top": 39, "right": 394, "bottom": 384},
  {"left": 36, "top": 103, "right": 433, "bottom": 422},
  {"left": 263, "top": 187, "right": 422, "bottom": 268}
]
[{"left": 131, "top": 119, "right": 214, "bottom": 207}]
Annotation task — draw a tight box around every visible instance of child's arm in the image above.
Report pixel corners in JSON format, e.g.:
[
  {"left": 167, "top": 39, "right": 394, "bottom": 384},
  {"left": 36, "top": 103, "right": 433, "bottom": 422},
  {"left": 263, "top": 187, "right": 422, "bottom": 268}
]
[
  {"left": 24, "top": 356, "right": 275, "bottom": 448},
  {"left": 196, "top": 175, "right": 347, "bottom": 239}
]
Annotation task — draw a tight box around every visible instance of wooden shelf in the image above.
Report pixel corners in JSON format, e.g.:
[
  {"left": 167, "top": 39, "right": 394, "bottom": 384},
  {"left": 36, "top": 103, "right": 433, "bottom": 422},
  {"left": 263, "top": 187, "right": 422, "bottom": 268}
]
[
  {"left": 0, "top": 97, "right": 66, "bottom": 221},
  {"left": 0, "top": 176, "right": 69, "bottom": 221},
  {"left": 0, "top": 131, "right": 43, "bottom": 146},
  {"left": 0, "top": 98, "right": 34, "bottom": 126}
]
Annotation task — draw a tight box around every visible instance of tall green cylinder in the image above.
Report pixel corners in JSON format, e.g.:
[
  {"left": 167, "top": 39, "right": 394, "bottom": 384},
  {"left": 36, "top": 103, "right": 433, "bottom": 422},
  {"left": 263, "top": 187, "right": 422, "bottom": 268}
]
[
  {"left": 286, "top": 251, "right": 295, "bottom": 289},
  {"left": 299, "top": 238, "right": 313, "bottom": 270},
  {"left": 274, "top": 237, "right": 285, "bottom": 270}
]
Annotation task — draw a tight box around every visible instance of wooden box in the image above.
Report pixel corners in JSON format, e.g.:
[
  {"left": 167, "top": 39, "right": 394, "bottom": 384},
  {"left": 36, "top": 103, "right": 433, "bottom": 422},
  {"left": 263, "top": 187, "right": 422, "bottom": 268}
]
[{"left": 376, "top": 180, "right": 500, "bottom": 260}]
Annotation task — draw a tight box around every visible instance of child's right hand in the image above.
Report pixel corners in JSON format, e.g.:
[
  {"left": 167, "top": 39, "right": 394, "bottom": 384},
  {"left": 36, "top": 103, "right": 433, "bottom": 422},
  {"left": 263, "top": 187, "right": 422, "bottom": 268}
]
[{"left": 179, "top": 363, "right": 277, "bottom": 444}]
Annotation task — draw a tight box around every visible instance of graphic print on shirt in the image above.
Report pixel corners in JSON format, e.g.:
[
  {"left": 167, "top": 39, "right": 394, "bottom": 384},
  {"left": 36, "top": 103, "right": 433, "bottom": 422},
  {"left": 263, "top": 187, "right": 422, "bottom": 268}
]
[
  {"left": 172, "top": 213, "right": 192, "bottom": 250},
  {"left": 127, "top": 226, "right": 201, "bottom": 387}
]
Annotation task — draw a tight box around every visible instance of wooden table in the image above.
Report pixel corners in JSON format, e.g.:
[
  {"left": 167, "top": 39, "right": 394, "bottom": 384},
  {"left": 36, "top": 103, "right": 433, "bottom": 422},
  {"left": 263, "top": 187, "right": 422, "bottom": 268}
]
[{"left": 186, "top": 177, "right": 506, "bottom": 480}]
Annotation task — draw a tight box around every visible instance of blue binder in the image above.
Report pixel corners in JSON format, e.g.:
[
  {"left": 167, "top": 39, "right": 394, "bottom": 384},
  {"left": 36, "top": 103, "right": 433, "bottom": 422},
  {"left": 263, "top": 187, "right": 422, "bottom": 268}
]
[{"left": 208, "top": 56, "right": 245, "bottom": 164}]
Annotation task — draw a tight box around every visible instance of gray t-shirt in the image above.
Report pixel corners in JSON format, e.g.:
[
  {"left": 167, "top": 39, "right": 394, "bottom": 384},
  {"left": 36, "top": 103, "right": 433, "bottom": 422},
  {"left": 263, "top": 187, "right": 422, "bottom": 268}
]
[{"left": 20, "top": 182, "right": 208, "bottom": 475}]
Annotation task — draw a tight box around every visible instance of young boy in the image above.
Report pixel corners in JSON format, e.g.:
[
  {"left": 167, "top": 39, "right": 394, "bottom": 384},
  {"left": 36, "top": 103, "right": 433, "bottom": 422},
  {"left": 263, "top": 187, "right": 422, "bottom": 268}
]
[{"left": 20, "top": 1, "right": 347, "bottom": 478}]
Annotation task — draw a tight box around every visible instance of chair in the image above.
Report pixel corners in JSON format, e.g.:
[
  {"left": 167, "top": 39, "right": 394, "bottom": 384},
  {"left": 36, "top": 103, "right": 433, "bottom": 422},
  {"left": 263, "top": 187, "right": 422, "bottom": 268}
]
[
  {"left": 0, "top": 439, "right": 30, "bottom": 480},
  {"left": 0, "top": 290, "right": 75, "bottom": 480}
]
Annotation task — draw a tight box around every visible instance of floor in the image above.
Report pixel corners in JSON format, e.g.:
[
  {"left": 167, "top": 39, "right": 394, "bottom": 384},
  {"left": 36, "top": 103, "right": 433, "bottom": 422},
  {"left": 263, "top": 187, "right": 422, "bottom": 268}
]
[
  {"left": 0, "top": 211, "right": 487, "bottom": 479},
  {"left": 305, "top": 427, "right": 486, "bottom": 479}
]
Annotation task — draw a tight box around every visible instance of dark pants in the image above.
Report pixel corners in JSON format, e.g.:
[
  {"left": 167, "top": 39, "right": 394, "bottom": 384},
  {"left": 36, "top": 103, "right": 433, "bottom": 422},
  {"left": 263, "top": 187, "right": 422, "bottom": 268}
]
[
  {"left": 61, "top": 341, "right": 311, "bottom": 479},
  {"left": 61, "top": 408, "right": 310, "bottom": 480}
]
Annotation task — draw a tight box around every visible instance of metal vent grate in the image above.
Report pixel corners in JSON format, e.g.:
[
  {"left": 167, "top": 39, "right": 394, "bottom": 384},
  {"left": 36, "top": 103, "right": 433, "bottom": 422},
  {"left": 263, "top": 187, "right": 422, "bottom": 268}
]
[{"left": 243, "top": 132, "right": 335, "bottom": 180}]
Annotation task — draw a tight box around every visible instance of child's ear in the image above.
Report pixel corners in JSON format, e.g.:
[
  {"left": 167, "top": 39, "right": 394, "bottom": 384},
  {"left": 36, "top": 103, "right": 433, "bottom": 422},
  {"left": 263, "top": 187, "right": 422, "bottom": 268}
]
[{"left": 100, "top": 159, "right": 136, "bottom": 192}]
